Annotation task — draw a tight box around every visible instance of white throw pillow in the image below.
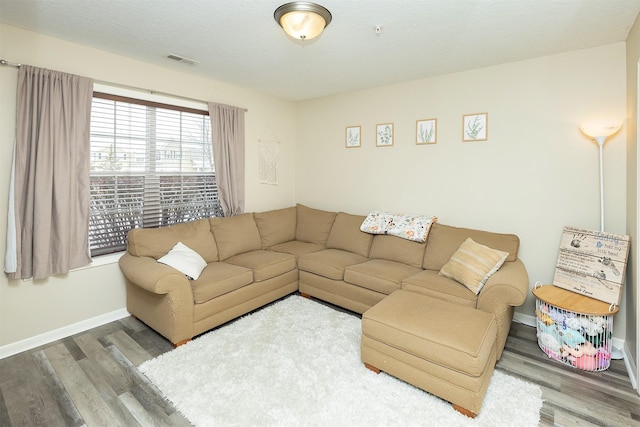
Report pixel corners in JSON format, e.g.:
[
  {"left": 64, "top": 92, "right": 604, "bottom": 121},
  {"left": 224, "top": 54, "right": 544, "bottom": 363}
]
[
  {"left": 439, "top": 237, "right": 509, "bottom": 294},
  {"left": 157, "top": 242, "right": 207, "bottom": 280}
]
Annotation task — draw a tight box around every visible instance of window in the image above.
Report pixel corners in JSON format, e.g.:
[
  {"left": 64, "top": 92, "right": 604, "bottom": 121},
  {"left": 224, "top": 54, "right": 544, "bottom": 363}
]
[{"left": 89, "top": 92, "right": 223, "bottom": 256}]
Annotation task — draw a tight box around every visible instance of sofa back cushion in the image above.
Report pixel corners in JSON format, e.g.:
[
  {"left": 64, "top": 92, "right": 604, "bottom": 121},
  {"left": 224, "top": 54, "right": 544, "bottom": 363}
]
[
  {"left": 326, "top": 212, "right": 373, "bottom": 257},
  {"left": 127, "top": 218, "right": 218, "bottom": 263},
  {"left": 295, "top": 204, "right": 337, "bottom": 245},
  {"left": 369, "top": 234, "right": 427, "bottom": 268},
  {"left": 254, "top": 207, "right": 297, "bottom": 248},
  {"left": 210, "top": 213, "right": 262, "bottom": 261},
  {"left": 423, "top": 223, "right": 519, "bottom": 270}
]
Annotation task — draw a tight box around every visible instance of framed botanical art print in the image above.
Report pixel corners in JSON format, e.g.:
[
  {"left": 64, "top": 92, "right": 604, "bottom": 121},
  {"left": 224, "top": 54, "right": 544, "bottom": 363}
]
[
  {"left": 345, "top": 126, "right": 361, "bottom": 148},
  {"left": 462, "top": 113, "right": 488, "bottom": 142},
  {"left": 376, "top": 123, "right": 394, "bottom": 147},
  {"left": 416, "top": 118, "right": 437, "bottom": 144}
]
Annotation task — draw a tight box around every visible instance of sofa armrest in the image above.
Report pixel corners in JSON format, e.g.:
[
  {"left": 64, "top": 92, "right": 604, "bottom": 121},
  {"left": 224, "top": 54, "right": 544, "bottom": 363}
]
[
  {"left": 477, "top": 258, "right": 529, "bottom": 310},
  {"left": 476, "top": 258, "right": 529, "bottom": 360},
  {"left": 119, "top": 252, "right": 191, "bottom": 295},
  {"left": 120, "top": 252, "right": 195, "bottom": 344}
]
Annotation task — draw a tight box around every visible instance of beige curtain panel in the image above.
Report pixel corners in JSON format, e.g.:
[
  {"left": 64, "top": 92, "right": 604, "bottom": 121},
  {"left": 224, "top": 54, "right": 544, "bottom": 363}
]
[
  {"left": 208, "top": 102, "right": 246, "bottom": 216},
  {"left": 5, "top": 65, "right": 93, "bottom": 280}
]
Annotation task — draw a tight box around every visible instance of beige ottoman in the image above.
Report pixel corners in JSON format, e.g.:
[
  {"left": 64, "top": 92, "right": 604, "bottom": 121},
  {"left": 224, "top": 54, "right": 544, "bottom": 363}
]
[{"left": 361, "top": 290, "right": 497, "bottom": 417}]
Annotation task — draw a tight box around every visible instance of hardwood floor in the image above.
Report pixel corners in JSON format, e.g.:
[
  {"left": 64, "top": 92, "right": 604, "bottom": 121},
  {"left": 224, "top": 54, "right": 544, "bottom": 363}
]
[
  {"left": 498, "top": 321, "right": 640, "bottom": 427},
  {"left": 1, "top": 297, "right": 638, "bottom": 426},
  {"left": 0, "top": 317, "right": 191, "bottom": 427}
]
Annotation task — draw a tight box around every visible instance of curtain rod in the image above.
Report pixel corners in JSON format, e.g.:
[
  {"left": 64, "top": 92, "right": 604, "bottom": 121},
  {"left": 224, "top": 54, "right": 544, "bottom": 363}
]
[
  {"left": 0, "top": 59, "right": 248, "bottom": 112},
  {"left": 95, "top": 79, "right": 248, "bottom": 112},
  {"left": 0, "top": 59, "right": 21, "bottom": 68}
]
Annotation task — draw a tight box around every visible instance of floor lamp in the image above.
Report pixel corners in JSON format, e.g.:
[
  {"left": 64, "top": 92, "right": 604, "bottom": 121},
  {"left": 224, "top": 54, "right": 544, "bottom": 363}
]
[
  {"left": 579, "top": 119, "right": 623, "bottom": 359},
  {"left": 579, "top": 120, "right": 623, "bottom": 232}
]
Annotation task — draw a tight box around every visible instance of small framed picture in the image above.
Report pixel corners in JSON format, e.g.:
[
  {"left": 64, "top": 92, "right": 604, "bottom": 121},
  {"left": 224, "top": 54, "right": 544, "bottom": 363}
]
[
  {"left": 416, "top": 118, "right": 437, "bottom": 144},
  {"left": 462, "top": 113, "right": 488, "bottom": 142},
  {"left": 376, "top": 123, "right": 394, "bottom": 147},
  {"left": 345, "top": 126, "right": 361, "bottom": 148}
]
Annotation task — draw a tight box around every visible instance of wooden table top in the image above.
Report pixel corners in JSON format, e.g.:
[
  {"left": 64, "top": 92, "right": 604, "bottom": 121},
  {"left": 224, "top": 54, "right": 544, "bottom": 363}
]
[{"left": 532, "top": 284, "right": 619, "bottom": 316}]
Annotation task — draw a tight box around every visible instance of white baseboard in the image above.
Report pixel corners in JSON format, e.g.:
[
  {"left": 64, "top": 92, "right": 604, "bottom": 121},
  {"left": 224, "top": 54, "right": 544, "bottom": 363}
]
[
  {"left": 0, "top": 308, "right": 130, "bottom": 359},
  {"left": 513, "top": 311, "right": 536, "bottom": 327},
  {"left": 622, "top": 343, "right": 638, "bottom": 392}
]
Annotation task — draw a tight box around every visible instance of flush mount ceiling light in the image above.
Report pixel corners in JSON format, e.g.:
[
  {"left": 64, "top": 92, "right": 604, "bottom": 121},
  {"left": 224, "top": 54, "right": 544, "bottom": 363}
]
[{"left": 274, "top": 2, "right": 332, "bottom": 41}]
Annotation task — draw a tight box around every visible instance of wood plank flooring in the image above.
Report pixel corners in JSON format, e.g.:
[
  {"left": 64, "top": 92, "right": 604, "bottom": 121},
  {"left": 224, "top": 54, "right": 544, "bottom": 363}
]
[
  {"left": 1, "top": 296, "right": 639, "bottom": 426},
  {"left": 499, "top": 321, "right": 640, "bottom": 426}
]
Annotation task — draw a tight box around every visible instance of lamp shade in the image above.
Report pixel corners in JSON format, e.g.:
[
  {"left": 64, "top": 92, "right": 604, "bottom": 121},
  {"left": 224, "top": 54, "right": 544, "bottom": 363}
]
[
  {"left": 274, "top": 2, "right": 332, "bottom": 41},
  {"left": 579, "top": 120, "right": 622, "bottom": 138}
]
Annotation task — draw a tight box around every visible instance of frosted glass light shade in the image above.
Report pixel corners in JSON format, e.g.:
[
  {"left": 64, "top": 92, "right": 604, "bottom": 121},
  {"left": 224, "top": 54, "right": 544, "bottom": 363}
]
[
  {"left": 274, "top": 2, "right": 332, "bottom": 41},
  {"left": 579, "top": 120, "right": 622, "bottom": 138},
  {"left": 279, "top": 11, "right": 325, "bottom": 40}
]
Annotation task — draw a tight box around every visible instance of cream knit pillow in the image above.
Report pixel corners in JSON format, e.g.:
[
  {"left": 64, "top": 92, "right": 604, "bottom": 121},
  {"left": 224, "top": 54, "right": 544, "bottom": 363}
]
[{"left": 439, "top": 237, "right": 509, "bottom": 294}]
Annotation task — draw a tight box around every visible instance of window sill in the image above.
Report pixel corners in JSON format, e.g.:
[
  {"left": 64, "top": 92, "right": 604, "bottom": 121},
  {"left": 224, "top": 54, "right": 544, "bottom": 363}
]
[
  {"left": 16, "top": 252, "right": 125, "bottom": 281},
  {"left": 76, "top": 251, "right": 125, "bottom": 271}
]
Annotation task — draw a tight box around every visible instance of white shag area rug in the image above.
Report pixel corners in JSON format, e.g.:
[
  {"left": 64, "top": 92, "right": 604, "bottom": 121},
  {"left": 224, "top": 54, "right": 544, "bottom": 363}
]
[{"left": 140, "top": 295, "right": 542, "bottom": 427}]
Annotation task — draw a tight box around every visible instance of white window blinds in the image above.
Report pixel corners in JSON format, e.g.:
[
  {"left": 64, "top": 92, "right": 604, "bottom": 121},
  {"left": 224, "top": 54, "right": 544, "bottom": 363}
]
[{"left": 89, "top": 92, "right": 222, "bottom": 256}]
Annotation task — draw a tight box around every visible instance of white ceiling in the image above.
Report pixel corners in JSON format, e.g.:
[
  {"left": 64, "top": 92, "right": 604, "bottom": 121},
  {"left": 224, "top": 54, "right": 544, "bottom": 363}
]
[{"left": 1, "top": 0, "right": 639, "bottom": 101}]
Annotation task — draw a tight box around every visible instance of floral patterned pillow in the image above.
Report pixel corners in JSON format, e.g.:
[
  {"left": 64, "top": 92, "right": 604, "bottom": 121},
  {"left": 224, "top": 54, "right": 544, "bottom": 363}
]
[{"left": 360, "top": 211, "right": 437, "bottom": 243}]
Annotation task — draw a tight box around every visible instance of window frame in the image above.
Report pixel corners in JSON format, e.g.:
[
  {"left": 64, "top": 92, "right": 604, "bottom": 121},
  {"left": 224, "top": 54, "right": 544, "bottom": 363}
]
[{"left": 88, "top": 85, "right": 221, "bottom": 257}]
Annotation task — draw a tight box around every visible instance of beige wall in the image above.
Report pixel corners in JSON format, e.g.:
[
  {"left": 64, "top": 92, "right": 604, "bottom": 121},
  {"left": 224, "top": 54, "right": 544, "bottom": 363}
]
[
  {"left": 0, "top": 24, "right": 297, "bottom": 347},
  {"left": 0, "top": 24, "right": 633, "bottom": 350},
  {"left": 626, "top": 13, "right": 640, "bottom": 377},
  {"left": 296, "top": 43, "right": 628, "bottom": 338}
]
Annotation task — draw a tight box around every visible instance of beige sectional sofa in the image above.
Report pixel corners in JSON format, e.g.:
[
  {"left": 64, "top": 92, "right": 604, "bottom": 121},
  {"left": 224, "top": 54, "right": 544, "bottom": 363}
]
[{"left": 119, "top": 204, "right": 528, "bottom": 359}]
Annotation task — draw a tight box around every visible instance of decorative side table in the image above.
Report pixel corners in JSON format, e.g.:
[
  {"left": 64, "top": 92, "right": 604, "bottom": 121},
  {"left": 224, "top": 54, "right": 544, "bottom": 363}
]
[{"left": 532, "top": 284, "right": 618, "bottom": 371}]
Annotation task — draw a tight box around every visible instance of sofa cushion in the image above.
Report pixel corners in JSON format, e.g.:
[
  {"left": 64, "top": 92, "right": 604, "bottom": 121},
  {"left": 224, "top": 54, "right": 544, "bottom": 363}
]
[
  {"left": 254, "top": 207, "right": 297, "bottom": 248},
  {"left": 401, "top": 270, "right": 478, "bottom": 307},
  {"left": 439, "top": 238, "right": 509, "bottom": 295},
  {"left": 298, "top": 249, "right": 368, "bottom": 281},
  {"left": 362, "top": 290, "right": 496, "bottom": 377},
  {"left": 296, "top": 204, "right": 337, "bottom": 245},
  {"left": 326, "top": 212, "right": 373, "bottom": 257},
  {"left": 270, "top": 240, "right": 325, "bottom": 257},
  {"left": 157, "top": 242, "right": 207, "bottom": 280},
  {"left": 344, "top": 259, "right": 423, "bottom": 295},
  {"left": 210, "top": 213, "right": 262, "bottom": 261},
  {"left": 127, "top": 218, "right": 218, "bottom": 263},
  {"left": 423, "top": 223, "right": 519, "bottom": 270},
  {"left": 190, "top": 262, "right": 254, "bottom": 303},
  {"left": 225, "top": 250, "right": 297, "bottom": 282},
  {"left": 368, "top": 235, "right": 427, "bottom": 269}
]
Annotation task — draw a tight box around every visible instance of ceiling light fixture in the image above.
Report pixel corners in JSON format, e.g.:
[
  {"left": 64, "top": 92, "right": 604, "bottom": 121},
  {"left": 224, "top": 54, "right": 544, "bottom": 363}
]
[{"left": 274, "top": 2, "right": 332, "bottom": 41}]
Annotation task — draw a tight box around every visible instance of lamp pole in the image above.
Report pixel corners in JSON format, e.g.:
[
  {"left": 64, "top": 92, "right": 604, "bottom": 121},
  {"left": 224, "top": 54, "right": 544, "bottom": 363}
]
[
  {"left": 595, "top": 135, "right": 607, "bottom": 232},
  {"left": 579, "top": 121, "right": 623, "bottom": 360},
  {"left": 580, "top": 120, "right": 622, "bottom": 232}
]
